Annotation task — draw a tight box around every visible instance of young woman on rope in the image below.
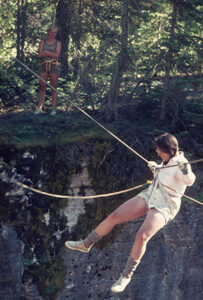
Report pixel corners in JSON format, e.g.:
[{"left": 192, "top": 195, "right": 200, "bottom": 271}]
[
  {"left": 35, "top": 25, "right": 61, "bottom": 116},
  {"left": 65, "top": 133, "right": 196, "bottom": 293}
]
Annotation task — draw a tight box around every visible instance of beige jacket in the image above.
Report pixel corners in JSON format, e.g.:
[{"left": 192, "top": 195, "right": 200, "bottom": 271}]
[
  {"left": 156, "top": 151, "right": 196, "bottom": 197},
  {"left": 142, "top": 152, "right": 196, "bottom": 222}
]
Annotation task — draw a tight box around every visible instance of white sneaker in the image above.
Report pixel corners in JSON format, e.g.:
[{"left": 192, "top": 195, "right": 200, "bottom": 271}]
[
  {"left": 111, "top": 275, "right": 131, "bottom": 293},
  {"left": 34, "top": 108, "right": 43, "bottom": 114},
  {"left": 65, "top": 240, "right": 91, "bottom": 253},
  {"left": 50, "top": 109, "right": 56, "bottom": 116}
]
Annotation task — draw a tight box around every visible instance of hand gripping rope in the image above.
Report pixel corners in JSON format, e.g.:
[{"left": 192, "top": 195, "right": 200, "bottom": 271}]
[{"left": 12, "top": 58, "right": 203, "bottom": 206}]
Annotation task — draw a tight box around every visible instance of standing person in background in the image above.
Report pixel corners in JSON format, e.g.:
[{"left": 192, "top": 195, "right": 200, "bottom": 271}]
[
  {"left": 65, "top": 133, "right": 196, "bottom": 293},
  {"left": 35, "top": 25, "right": 61, "bottom": 116}
]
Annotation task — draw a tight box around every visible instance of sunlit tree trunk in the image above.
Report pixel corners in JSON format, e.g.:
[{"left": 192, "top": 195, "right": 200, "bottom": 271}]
[
  {"left": 105, "top": 0, "right": 128, "bottom": 121},
  {"left": 160, "top": 0, "right": 178, "bottom": 120}
]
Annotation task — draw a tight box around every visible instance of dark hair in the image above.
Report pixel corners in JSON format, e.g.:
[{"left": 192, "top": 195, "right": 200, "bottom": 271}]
[{"left": 155, "top": 133, "right": 179, "bottom": 158}]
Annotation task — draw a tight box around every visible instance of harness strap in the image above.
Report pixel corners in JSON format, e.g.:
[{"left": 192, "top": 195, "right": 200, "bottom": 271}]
[
  {"left": 148, "top": 170, "right": 178, "bottom": 207},
  {"left": 41, "top": 59, "right": 58, "bottom": 73}
]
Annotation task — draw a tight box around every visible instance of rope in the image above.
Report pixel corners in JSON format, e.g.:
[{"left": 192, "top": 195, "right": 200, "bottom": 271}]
[
  {"left": 162, "top": 183, "right": 203, "bottom": 206},
  {"left": 15, "top": 179, "right": 202, "bottom": 205},
  {"left": 157, "top": 158, "right": 203, "bottom": 170},
  {"left": 13, "top": 57, "right": 148, "bottom": 164},
  {"left": 157, "top": 160, "right": 203, "bottom": 205},
  {"left": 15, "top": 180, "right": 149, "bottom": 199}
]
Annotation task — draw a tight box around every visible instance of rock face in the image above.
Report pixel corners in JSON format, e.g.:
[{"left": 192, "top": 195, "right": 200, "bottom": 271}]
[
  {"left": 0, "top": 225, "right": 23, "bottom": 300},
  {"left": 61, "top": 158, "right": 95, "bottom": 232},
  {"left": 59, "top": 201, "right": 202, "bottom": 300},
  {"left": 0, "top": 202, "right": 202, "bottom": 300}
]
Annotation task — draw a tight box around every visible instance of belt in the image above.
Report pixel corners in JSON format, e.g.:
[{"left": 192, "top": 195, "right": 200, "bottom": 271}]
[{"left": 41, "top": 59, "right": 59, "bottom": 73}]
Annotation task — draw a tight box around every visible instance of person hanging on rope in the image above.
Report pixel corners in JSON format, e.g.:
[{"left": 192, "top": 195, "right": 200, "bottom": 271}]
[
  {"left": 34, "top": 25, "right": 61, "bottom": 116},
  {"left": 65, "top": 133, "right": 196, "bottom": 293}
]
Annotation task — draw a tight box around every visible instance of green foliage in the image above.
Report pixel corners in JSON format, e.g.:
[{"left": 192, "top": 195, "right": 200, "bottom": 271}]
[
  {"left": 0, "top": 60, "right": 39, "bottom": 108},
  {"left": 0, "top": 0, "right": 202, "bottom": 122}
]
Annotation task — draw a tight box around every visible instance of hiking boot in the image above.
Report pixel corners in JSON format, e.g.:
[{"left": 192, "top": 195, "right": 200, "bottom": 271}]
[
  {"left": 65, "top": 240, "right": 91, "bottom": 253},
  {"left": 111, "top": 275, "right": 131, "bottom": 293},
  {"left": 50, "top": 109, "right": 56, "bottom": 116}
]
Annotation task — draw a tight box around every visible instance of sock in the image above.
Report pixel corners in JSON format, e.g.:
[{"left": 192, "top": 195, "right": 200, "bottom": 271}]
[
  {"left": 83, "top": 230, "right": 101, "bottom": 248},
  {"left": 122, "top": 256, "right": 140, "bottom": 278}
]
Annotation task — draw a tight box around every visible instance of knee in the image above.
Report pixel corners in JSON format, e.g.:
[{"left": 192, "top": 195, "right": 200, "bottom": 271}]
[
  {"left": 50, "top": 79, "right": 58, "bottom": 89},
  {"left": 136, "top": 230, "right": 151, "bottom": 244}
]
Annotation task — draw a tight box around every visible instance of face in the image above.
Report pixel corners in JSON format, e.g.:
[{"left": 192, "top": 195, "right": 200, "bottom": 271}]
[
  {"left": 156, "top": 147, "right": 171, "bottom": 162},
  {"left": 48, "top": 29, "right": 58, "bottom": 39}
]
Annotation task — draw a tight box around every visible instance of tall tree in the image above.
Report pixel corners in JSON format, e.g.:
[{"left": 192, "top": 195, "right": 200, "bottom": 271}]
[
  {"left": 160, "top": 0, "right": 179, "bottom": 120},
  {"left": 56, "top": 0, "right": 74, "bottom": 77},
  {"left": 105, "top": 0, "right": 129, "bottom": 120},
  {"left": 16, "top": 0, "right": 28, "bottom": 61}
]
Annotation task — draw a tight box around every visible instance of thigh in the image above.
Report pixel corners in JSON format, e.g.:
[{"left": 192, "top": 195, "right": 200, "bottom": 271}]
[
  {"left": 137, "top": 208, "right": 166, "bottom": 240},
  {"left": 39, "top": 73, "right": 48, "bottom": 87},
  {"left": 112, "top": 195, "right": 147, "bottom": 223},
  {"left": 49, "top": 73, "right": 59, "bottom": 88}
]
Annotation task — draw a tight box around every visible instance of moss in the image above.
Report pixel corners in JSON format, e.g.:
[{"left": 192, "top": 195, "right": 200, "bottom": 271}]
[
  {"left": 0, "top": 145, "right": 76, "bottom": 299},
  {"left": 0, "top": 111, "right": 107, "bottom": 148}
]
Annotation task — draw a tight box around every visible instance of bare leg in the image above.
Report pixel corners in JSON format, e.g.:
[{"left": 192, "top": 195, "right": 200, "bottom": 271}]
[
  {"left": 65, "top": 196, "right": 147, "bottom": 253},
  {"left": 95, "top": 196, "right": 147, "bottom": 237},
  {"left": 130, "top": 208, "right": 166, "bottom": 260},
  {"left": 37, "top": 73, "right": 48, "bottom": 110},
  {"left": 49, "top": 73, "right": 58, "bottom": 110},
  {"left": 111, "top": 209, "right": 166, "bottom": 293}
]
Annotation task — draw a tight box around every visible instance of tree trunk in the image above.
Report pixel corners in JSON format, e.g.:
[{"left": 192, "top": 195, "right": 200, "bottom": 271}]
[
  {"left": 160, "top": 0, "right": 178, "bottom": 120},
  {"left": 16, "top": 0, "right": 27, "bottom": 61},
  {"left": 56, "top": 0, "right": 73, "bottom": 78},
  {"left": 71, "top": 0, "right": 83, "bottom": 79},
  {"left": 105, "top": 0, "right": 128, "bottom": 121}
]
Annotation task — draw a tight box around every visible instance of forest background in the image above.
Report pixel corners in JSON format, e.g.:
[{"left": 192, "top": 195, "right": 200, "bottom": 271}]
[{"left": 0, "top": 0, "right": 202, "bottom": 123}]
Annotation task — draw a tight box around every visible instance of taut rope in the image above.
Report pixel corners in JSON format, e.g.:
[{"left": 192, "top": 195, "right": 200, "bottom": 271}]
[
  {"left": 162, "top": 183, "right": 203, "bottom": 206},
  {"left": 157, "top": 158, "right": 203, "bottom": 170}
]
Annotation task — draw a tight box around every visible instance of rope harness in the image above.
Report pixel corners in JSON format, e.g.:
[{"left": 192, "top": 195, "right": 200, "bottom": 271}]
[
  {"left": 41, "top": 58, "right": 59, "bottom": 73},
  {"left": 11, "top": 57, "right": 203, "bottom": 207}
]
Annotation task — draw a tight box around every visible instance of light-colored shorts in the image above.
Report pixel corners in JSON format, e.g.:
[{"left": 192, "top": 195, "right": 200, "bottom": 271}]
[{"left": 138, "top": 188, "right": 180, "bottom": 224}]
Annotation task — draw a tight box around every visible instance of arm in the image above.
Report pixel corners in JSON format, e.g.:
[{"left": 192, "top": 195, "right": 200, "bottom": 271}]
[
  {"left": 55, "top": 41, "right": 61, "bottom": 59},
  {"left": 177, "top": 161, "right": 196, "bottom": 186},
  {"left": 38, "top": 40, "right": 61, "bottom": 59},
  {"left": 38, "top": 40, "right": 46, "bottom": 58}
]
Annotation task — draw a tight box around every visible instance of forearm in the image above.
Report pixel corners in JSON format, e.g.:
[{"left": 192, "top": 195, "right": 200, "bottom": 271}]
[{"left": 39, "top": 50, "right": 59, "bottom": 59}]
